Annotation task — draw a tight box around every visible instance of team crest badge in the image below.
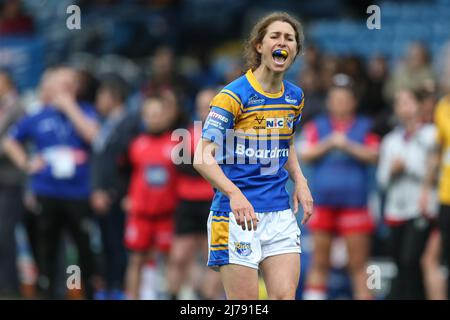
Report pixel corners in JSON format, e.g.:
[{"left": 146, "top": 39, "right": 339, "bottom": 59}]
[
  {"left": 234, "top": 242, "right": 252, "bottom": 256},
  {"left": 286, "top": 114, "right": 295, "bottom": 129}
]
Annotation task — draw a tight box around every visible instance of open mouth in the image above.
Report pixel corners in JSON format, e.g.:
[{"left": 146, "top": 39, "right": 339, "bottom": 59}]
[{"left": 272, "top": 49, "right": 288, "bottom": 65}]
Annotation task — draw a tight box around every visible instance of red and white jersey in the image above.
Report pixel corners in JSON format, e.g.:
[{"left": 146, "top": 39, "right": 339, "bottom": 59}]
[{"left": 128, "top": 132, "right": 178, "bottom": 216}]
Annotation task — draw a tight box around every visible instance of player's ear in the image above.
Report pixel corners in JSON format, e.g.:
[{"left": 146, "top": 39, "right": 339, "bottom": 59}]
[{"left": 256, "top": 43, "right": 263, "bottom": 54}]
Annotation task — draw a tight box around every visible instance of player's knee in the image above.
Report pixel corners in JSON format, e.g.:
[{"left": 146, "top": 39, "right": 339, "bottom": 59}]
[
  {"left": 226, "top": 291, "right": 259, "bottom": 300},
  {"left": 268, "top": 288, "right": 296, "bottom": 300},
  {"left": 128, "top": 252, "right": 146, "bottom": 268},
  {"left": 225, "top": 286, "right": 258, "bottom": 300},
  {"left": 169, "top": 250, "right": 191, "bottom": 268},
  {"left": 347, "top": 258, "right": 366, "bottom": 275}
]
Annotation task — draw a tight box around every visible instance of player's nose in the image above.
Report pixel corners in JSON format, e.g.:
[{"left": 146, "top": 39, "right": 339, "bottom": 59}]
[{"left": 277, "top": 38, "right": 287, "bottom": 48}]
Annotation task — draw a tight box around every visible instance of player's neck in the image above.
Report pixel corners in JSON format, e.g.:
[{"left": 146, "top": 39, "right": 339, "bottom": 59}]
[{"left": 252, "top": 65, "right": 283, "bottom": 94}]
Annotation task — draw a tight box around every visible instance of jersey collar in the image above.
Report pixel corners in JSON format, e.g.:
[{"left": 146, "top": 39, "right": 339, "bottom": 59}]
[{"left": 245, "top": 69, "right": 285, "bottom": 99}]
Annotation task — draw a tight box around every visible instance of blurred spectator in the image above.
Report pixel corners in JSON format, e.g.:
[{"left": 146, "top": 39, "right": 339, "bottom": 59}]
[
  {"left": 416, "top": 81, "right": 438, "bottom": 124},
  {"left": 363, "top": 55, "right": 392, "bottom": 137},
  {"left": 364, "top": 55, "right": 389, "bottom": 115},
  {"left": 297, "top": 67, "right": 326, "bottom": 125},
  {"left": 416, "top": 85, "right": 446, "bottom": 300},
  {"left": 76, "top": 70, "right": 100, "bottom": 106},
  {"left": 436, "top": 40, "right": 450, "bottom": 95},
  {"left": 0, "top": 70, "right": 24, "bottom": 297},
  {"left": 384, "top": 42, "right": 436, "bottom": 102},
  {"left": 141, "top": 46, "right": 195, "bottom": 111},
  {"left": 319, "top": 54, "right": 339, "bottom": 93},
  {"left": 166, "top": 88, "right": 223, "bottom": 300},
  {"left": 124, "top": 93, "right": 182, "bottom": 299},
  {"left": 339, "top": 55, "right": 367, "bottom": 103},
  {"left": 298, "top": 74, "right": 379, "bottom": 300},
  {"left": 422, "top": 93, "right": 450, "bottom": 299},
  {"left": 2, "top": 67, "right": 99, "bottom": 299},
  {"left": 0, "top": 0, "right": 34, "bottom": 36},
  {"left": 377, "top": 89, "right": 438, "bottom": 299},
  {"left": 303, "top": 45, "right": 321, "bottom": 73},
  {"left": 91, "top": 74, "right": 138, "bottom": 299}
]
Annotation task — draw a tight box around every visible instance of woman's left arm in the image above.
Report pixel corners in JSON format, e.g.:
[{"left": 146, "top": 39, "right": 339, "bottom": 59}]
[{"left": 284, "top": 142, "right": 314, "bottom": 224}]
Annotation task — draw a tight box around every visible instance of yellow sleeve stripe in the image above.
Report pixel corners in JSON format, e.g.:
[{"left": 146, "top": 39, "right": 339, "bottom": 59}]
[
  {"left": 221, "top": 89, "right": 242, "bottom": 106},
  {"left": 298, "top": 98, "right": 305, "bottom": 111},
  {"left": 212, "top": 92, "right": 243, "bottom": 115}
]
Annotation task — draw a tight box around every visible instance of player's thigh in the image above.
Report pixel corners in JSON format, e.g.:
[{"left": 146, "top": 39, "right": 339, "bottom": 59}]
[
  {"left": 219, "top": 264, "right": 259, "bottom": 300},
  {"left": 260, "top": 253, "right": 300, "bottom": 300},
  {"left": 343, "top": 232, "right": 371, "bottom": 269},
  {"left": 169, "top": 234, "right": 198, "bottom": 263},
  {"left": 311, "top": 231, "right": 333, "bottom": 267}
]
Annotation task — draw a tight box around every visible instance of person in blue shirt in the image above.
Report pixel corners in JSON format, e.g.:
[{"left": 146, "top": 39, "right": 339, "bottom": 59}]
[
  {"left": 2, "top": 67, "right": 99, "bottom": 299},
  {"left": 193, "top": 12, "right": 313, "bottom": 300}
]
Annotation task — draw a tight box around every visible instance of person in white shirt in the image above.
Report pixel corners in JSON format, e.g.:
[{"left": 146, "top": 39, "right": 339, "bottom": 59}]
[{"left": 377, "top": 88, "right": 438, "bottom": 299}]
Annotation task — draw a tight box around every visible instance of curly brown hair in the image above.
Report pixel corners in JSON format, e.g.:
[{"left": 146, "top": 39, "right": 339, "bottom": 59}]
[{"left": 244, "top": 12, "right": 304, "bottom": 71}]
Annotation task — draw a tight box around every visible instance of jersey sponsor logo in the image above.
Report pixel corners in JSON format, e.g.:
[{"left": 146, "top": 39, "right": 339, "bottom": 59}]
[
  {"left": 266, "top": 117, "right": 284, "bottom": 128},
  {"left": 209, "top": 111, "right": 229, "bottom": 123},
  {"left": 145, "top": 166, "right": 168, "bottom": 186},
  {"left": 236, "top": 144, "right": 289, "bottom": 158},
  {"left": 234, "top": 242, "right": 252, "bottom": 256},
  {"left": 285, "top": 94, "right": 298, "bottom": 104},
  {"left": 253, "top": 115, "right": 266, "bottom": 129},
  {"left": 248, "top": 94, "right": 265, "bottom": 106}
]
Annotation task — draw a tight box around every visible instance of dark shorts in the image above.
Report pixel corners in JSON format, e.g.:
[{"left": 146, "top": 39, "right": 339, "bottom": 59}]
[
  {"left": 174, "top": 200, "right": 211, "bottom": 235},
  {"left": 438, "top": 204, "right": 450, "bottom": 266}
]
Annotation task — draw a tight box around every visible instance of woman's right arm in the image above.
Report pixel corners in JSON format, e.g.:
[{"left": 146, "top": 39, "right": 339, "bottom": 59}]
[{"left": 193, "top": 138, "right": 258, "bottom": 231}]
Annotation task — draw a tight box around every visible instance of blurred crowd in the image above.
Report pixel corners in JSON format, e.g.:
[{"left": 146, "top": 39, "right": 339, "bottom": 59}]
[{"left": 1, "top": 0, "right": 450, "bottom": 301}]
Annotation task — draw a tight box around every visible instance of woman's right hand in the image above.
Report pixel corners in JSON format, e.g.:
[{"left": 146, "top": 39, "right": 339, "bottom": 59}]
[{"left": 229, "top": 190, "right": 257, "bottom": 231}]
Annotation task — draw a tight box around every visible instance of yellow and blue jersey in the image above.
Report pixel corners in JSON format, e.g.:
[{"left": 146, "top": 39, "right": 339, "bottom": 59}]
[{"left": 202, "top": 69, "right": 304, "bottom": 212}]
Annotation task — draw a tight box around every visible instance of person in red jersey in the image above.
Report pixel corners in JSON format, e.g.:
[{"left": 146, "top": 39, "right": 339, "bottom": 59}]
[
  {"left": 124, "top": 94, "right": 182, "bottom": 299},
  {"left": 166, "top": 88, "right": 224, "bottom": 300}
]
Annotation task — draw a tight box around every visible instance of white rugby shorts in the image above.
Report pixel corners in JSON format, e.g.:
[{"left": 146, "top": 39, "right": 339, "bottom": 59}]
[{"left": 207, "top": 209, "right": 301, "bottom": 270}]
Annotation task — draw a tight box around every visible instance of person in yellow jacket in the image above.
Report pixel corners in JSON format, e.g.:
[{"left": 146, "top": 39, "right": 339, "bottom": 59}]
[{"left": 422, "top": 94, "right": 450, "bottom": 299}]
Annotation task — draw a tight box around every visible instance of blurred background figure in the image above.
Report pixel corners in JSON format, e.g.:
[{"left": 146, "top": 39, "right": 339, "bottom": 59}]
[
  {"left": 377, "top": 89, "right": 438, "bottom": 299},
  {"left": 384, "top": 42, "right": 436, "bottom": 102},
  {"left": 0, "top": 70, "right": 24, "bottom": 298},
  {"left": 2, "top": 67, "right": 99, "bottom": 299},
  {"left": 124, "top": 92, "right": 182, "bottom": 299},
  {"left": 0, "top": 0, "right": 34, "bottom": 36},
  {"left": 91, "top": 74, "right": 138, "bottom": 299},
  {"left": 424, "top": 92, "right": 450, "bottom": 299},
  {"left": 298, "top": 74, "right": 379, "bottom": 300},
  {"left": 166, "top": 88, "right": 224, "bottom": 300},
  {"left": 2, "top": 0, "right": 450, "bottom": 300}
]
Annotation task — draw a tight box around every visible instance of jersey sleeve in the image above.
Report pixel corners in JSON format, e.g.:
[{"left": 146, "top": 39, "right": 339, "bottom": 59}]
[
  {"left": 292, "top": 91, "right": 305, "bottom": 131},
  {"left": 434, "top": 98, "right": 448, "bottom": 146},
  {"left": 8, "top": 115, "right": 32, "bottom": 143},
  {"left": 202, "top": 91, "right": 242, "bottom": 143}
]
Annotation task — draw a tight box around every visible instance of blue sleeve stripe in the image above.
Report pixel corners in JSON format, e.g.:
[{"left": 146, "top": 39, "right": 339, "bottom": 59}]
[
  {"left": 211, "top": 218, "right": 229, "bottom": 223},
  {"left": 212, "top": 212, "right": 230, "bottom": 218},
  {"left": 210, "top": 244, "right": 229, "bottom": 248},
  {"left": 209, "top": 106, "right": 236, "bottom": 119}
]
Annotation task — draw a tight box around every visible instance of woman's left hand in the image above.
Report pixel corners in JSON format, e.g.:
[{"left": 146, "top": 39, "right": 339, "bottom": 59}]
[{"left": 292, "top": 179, "right": 314, "bottom": 224}]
